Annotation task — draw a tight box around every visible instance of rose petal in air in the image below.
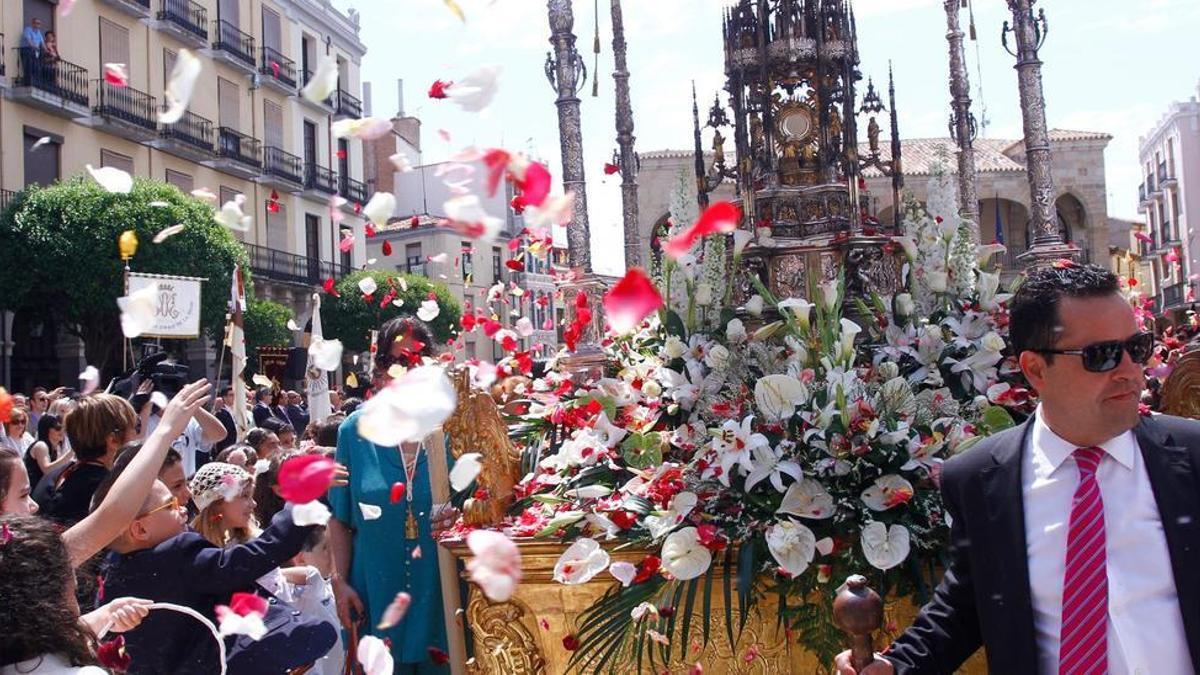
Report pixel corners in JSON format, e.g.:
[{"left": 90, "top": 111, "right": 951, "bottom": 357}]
[
  {"left": 357, "top": 366, "right": 457, "bottom": 447},
  {"left": 357, "top": 635, "right": 394, "bottom": 675},
  {"left": 417, "top": 299, "right": 441, "bottom": 322},
  {"left": 118, "top": 283, "right": 158, "bottom": 338},
  {"left": 450, "top": 453, "right": 482, "bottom": 491},
  {"left": 153, "top": 224, "right": 186, "bottom": 243},
  {"left": 159, "top": 49, "right": 202, "bottom": 124},
  {"left": 301, "top": 57, "right": 338, "bottom": 104},
  {"left": 377, "top": 592, "right": 413, "bottom": 629},
  {"left": 363, "top": 191, "right": 396, "bottom": 228},
  {"left": 603, "top": 268, "right": 664, "bottom": 334},
  {"left": 308, "top": 338, "right": 344, "bottom": 372},
  {"left": 466, "top": 530, "right": 523, "bottom": 602},
  {"left": 331, "top": 116, "right": 393, "bottom": 140},
  {"left": 103, "top": 63, "right": 128, "bottom": 87},
  {"left": 664, "top": 202, "right": 741, "bottom": 259},
  {"left": 78, "top": 366, "right": 100, "bottom": 395},
  {"left": 359, "top": 502, "right": 382, "bottom": 520},
  {"left": 87, "top": 164, "right": 133, "bottom": 194},
  {"left": 291, "top": 500, "right": 332, "bottom": 526},
  {"left": 278, "top": 454, "right": 338, "bottom": 504}
]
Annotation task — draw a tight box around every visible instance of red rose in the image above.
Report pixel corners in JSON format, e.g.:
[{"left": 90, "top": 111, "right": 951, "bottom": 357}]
[
  {"left": 562, "top": 634, "right": 581, "bottom": 651},
  {"left": 633, "top": 555, "right": 661, "bottom": 584}
]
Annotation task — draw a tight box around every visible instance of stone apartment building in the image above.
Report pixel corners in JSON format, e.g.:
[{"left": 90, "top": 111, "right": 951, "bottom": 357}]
[{"left": 0, "top": 0, "right": 369, "bottom": 390}]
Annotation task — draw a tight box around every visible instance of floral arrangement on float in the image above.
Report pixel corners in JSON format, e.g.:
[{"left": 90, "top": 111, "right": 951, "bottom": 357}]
[{"left": 443, "top": 169, "right": 1037, "bottom": 669}]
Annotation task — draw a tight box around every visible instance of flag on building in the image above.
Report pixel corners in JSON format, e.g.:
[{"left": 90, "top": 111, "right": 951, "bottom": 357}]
[
  {"left": 993, "top": 195, "right": 1005, "bottom": 245},
  {"left": 306, "top": 293, "right": 333, "bottom": 422},
  {"left": 229, "top": 264, "right": 251, "bottom": 434}
]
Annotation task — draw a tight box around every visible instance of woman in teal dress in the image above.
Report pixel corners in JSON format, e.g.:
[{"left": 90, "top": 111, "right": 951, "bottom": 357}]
[{"left": 328, "top": 317, "right": 458, "bottom": 672}]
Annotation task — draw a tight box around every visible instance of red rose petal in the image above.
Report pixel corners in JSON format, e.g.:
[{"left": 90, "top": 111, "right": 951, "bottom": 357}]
[
  {"left": 603, "top": 268, "right": 663, "bottom": 334},
  {"left": 517, "top": 161, "right": 552, "bottom": 207},
  {"left": 322, "top": 278, "right": 340, "bottom": 297},
  {"left": 390, "top": 482, "right": 406, "bottom": 504},
  {"left": 482, "top": 148, "right": 511, "bottom": 197},
  {"left": 663, "top": 201, "right": 742, "bottom": 259},
  {"left": 505, "top": 259, "right": 525, "bottom": 272},
  {"left": 428, "top": 79, "right": 452, "bottom": 99},
  {"left": 603, "top": 162, "right": 621, "bottom": 175},
  {"left": 228, "top": 592, "right": 269, "bottom": 617},
  {"left": 365, "top": 222, "right": 377, "bottom": 237},
  {"left": 562, "top": 634, "right": 581, "bottom": 651},
  {"left": 277, "top": 454, "right": 337, "bottom": 504},
  {"left": 428, "top": 646, "right": 450, "bottom": 665},
  {"left": 0, "top": 387, "right": 12, "bottom": 424}
]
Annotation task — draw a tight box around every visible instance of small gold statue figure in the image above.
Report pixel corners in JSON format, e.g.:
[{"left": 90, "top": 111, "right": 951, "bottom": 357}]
[{"left": 868, "top": 116, "right": 881, "bottom": 156}]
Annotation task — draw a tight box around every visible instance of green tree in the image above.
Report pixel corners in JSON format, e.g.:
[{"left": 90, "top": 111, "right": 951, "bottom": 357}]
[
  {"left": 0, "top": 176, "right": 248, "bottom": 374},
  {"left": 243, "top": 298, "right": 294, "bottom": 373},
  {"left": 321, "top": 270, "right": 462, "bottom": 353}
]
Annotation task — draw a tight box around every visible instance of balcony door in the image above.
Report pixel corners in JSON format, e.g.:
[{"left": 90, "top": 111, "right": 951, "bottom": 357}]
[
  {"left": 23, "top": 130, "right": 59, "bottom": 187},
  {"left": 262, "top": 7, "right": 282, "bottom": 52},
  {"left": 264, "top": 100, "right": 284, "bottom": 149},
  {"left": 23, "top": 0, "right": 54, "bottom": 32},
  {"left": 219, "top": 0, "right": 239, "bottom": 26},
  {"left": 303, "top": 120, "right": 317, "bottom": 167},
  {"left": 100, "top": 18, "right": 130, "bottom": 79},
  {"left": 305, "top": 214, "right": 321, "bottom": 281},
  {"left": 337, "top": 139, "right": 349, "bottom": 180},
  {"left": 266, "top": 200, "right": 287, "bottom": 251},
  {"left": 218, "top": 77, "right": 239, "bottom": 130}
]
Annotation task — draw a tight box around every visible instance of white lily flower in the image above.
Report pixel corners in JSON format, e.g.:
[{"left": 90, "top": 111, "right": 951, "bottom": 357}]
[
  {"left": 744, "top": 443, "right": 803, "bottom": 493},
  {"left": 710, "top": 417, "right": 769, "bottom": 487}
]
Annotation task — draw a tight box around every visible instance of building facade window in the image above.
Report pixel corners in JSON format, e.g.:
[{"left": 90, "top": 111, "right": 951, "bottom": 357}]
[
  {"left": 22, "top": 129, "right": 60, "bottom": 188},
  {"left": 219, "top": 186, "right": 240, "bottom": 208},
  {"left": 462, "top": 242, "right": 473, "bottom": 281},
  {"left": 405, "top": 242, "right": 423, "bottom": 275},
  {"left": 218, "top": 77, "right": 240, "bottom": 130},
  {"left": 100, "top": 149, "right": 134, "bottom": 174},
  {"left": 99, "top": 18, "right": 130, "bottom": 75},
  {"left": 165, "top": 169, "right": 193, "bottom": 193},
  {"left": 491, "top": 246, "right": 503, "bottom": 284}
]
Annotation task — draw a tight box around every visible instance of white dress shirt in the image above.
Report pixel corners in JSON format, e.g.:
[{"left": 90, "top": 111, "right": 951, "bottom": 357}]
[{"left": 1023, "top": 408, "right": 1191, "bottom": 675}]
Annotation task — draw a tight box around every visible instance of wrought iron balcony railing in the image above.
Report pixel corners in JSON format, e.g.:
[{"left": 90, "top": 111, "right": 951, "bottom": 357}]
[
  {"left": 263, "top": 146, "right": 303, "bottom": 184},
  {"left": 216, "top": 127, "right": 262, "bottom": 167},
  {"left": 158, "top": 0, "right": 208, "bottom": 41},
  {"left": 0, "top": 189, "right": 16, "bottom": 214},
  {"left": 303, "top": 163, "right": 337, "bottom": 194},
  {"left": 213, "top": 19, "right": 255, "bottom": 67},
  {"left": 334, "top": 88, "right": 362, "bottom": 118},
  {"left": 161, "top": 109, "right": 214, "bottom": 151},
  {"left": 338, "top": 175, "right": 367, "bottom": 203},
  {"left": 1147, "top": 174, "right": 1159, "bottom": 194},
  {"left": 405, "top": 256, "right": 425, "bottom": 276},
  {"left": 245, "top": 242, "right": 351, "bottom": 287},
  {"left": 13, "top": 48, "right": 89, "bottom": 107},
  {"left": 94, "top": 80, "right": 157, "bottom": 130},
  {"left": 259, "top": 46, "right": 296, "bottom": 87}
]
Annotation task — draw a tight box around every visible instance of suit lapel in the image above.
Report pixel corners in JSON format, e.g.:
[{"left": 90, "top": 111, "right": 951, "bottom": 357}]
[
  {"left": 979, "top": 420, "right": 1040, "bottom": 672},
  {"left": 1134, "top": 417, "right": 1200, "bottom": 667}
]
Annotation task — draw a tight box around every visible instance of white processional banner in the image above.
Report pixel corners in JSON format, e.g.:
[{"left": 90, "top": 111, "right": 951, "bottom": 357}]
[{"left": 126, "top": 272, "right": 205, "bottom": 338}]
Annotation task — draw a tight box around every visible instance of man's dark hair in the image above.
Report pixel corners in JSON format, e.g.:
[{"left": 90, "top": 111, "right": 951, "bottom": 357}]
[
  {"left": 245, "top": 428, "right": 274, "bottom": 451},
  {"left": 261, "top": 417, "right": 294, "bottom": 436},
  {"left": 255, "top": 386, "right": 271, "bottom": 402},
  {"left": 1009, "top": 263, "right": 1121, "bottom": 359},
  {"left": 311, "top": 413, "right": 346, "bottom": 448},
  {"left": 218, "top": 386, "right": 233, "bottom": 397}
]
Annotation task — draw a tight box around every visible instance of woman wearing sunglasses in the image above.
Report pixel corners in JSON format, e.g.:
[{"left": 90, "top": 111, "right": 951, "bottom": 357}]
[{"left": 839, "top": 263, "right": 1200, "bottom": 675}]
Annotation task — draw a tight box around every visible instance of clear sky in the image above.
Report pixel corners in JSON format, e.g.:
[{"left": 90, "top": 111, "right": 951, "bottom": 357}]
[{"left": 338, "top": 0, "right": 1200, "bottom": 275}]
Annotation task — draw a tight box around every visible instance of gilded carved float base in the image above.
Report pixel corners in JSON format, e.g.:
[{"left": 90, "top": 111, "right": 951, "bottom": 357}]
[{"left": 445, "top": 541, "right": 987, "bottom": 674}]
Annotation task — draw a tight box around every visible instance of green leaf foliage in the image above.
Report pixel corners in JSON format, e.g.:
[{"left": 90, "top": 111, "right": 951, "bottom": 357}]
[
  {"left": 319, "top": 269, "right": 462, "bottom": 352},
  {"left": 0, "top": 177, "right": 248, "bottom": 372},
  {"left": 243, "top": 298, "right": 294, "bottom": 373},
  {"left": 619, "top": 432, "right": 663, "bottom": 469}
]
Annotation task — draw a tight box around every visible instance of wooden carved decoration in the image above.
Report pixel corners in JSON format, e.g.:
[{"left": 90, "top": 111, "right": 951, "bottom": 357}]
[
  {"left": 442, "top": 367, "right": 521, "bottom": 525},
  {"left": 464, "top": 593, "right": 547, "bottom": 675},
  {"left": 1162, "top": 348, "right": 1200, "bottom": 420}
]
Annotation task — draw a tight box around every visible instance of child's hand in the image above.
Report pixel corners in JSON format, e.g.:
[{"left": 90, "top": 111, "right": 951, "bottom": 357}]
[
  {"left": 157, "top": 380, "right": 212, "bottom": 438},
  {"left": 82, "top": 597, "right": 153, "bottom": 635}
]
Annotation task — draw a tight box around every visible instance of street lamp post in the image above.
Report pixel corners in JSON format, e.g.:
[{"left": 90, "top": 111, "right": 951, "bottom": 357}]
[
  {"left": 1004, "top": 0, "right": 1078, "bottom": 264},
  {"left": 610, "top": 0, "right": 642, "bottom": 270},
  {"left": 945, "top": 0, "right": 980, "bottom": 243}
]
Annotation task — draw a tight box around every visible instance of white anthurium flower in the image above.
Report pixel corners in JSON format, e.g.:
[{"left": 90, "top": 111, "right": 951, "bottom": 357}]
[
  {"left": 363, "top": 191, "right": 396, "bottom": 228},
  {"left": 726, "top": 318, "right": 747, "bottom": 344},
  {"left": 711, "top": 417, "right": 769, "bottom": 487},
  {"left": 117, "top": 283, "right": 158, "bottom": 338},
  {"left": 660, "top": 527, "right": 712, "bottom": 580},
  {"left": 585, "top": 512, "right": 620, "bottom": 539},
  {"left": 744, "top": 443, "right": 803, "bottom": 493},
  {"left": 308, "top": 338, "right": 344, "bottom": 372},
  {"left": 357, "top": 365, "right": 457, "bottom": 447},
  {"left": 591, "top": 411, "right": 628, "bottom": 449},
  {"left": 744, "top": 294, "right": 765, "bottom": 316},
  {"left": 732, "top": 229, "right": 754, "bottom": 256},
  {"left": 861, "top": 474, "right": 916, "bottom": 511},
  {"left": 553, "top": 538, "right": 611, "bottom": 585},
  {"left": 861, "top": 522, "right": 911, "bottom": 571},
  {"left": 819, "top": 280, "right": 840, "bottom": 312},
  {"left": 644, "top": 491, "right": 698, "bottom": 539},
  {"left": 754, "top": 374, "right": 809, "bottom": 422},
  {"left": 766, "top": 519, "right": 817, "bottom": 577},
  {"left": 777, "top": 298, "right": 815, "bottom": 331},
  {"left": 357, "top": 276, "right": 378, "bottom": 296},
  {"left": 777, "top": 478, "right": 836, "bottom": 519},
  {"left": 87, "top": 164, "right": 133, "bottom": 194}
]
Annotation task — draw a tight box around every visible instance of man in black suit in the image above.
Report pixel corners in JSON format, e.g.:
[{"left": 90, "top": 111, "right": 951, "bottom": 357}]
[
  {"left": 251, "top": 386, "right": 273, "bottom": 428},
  {"left": 212, "top": 386, "right": 238, "bottom": 454},
  {"left": 838, "top": 264, "right": 1200, "bottom": 674}
]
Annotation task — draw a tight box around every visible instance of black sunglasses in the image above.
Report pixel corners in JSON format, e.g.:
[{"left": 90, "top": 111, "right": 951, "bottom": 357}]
[{"left": 1035, "top": 331, "right": 1155, "bottom": 373}]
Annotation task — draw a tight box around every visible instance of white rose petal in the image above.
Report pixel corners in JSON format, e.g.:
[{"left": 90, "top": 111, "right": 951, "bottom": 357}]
[
  {"left": 159, "top": 49, "right": 201, "bottom": 124},
  {"left": 215, "top": 607, "right": 267, "bottom": 641},
  {"left": 553, "top": 538, "right": 610, "bottom": 585},
  {"left": 861, "top": 522, "right": 911, "bottom": 571},
  {"left": 308, "top": 338, "right": 344, "bottom": 372},
  {"left": 389, "top": 152, "right": 414, "bottom": 173},
  {"left": 363, "top": 191, "right": 396, "bottom": 228},
  {"left": 608, "top": 561, "right": 637, "bottom": 587},
  {"left": 356, "top": 635, "right": 394, "bottom": 675},
  {"left": 332, "top": 116, "right": 393, "bottom": 140},
  {"left": 359, "top": 502, "right": 383, "bottom": 520},
  {"left": 417, "top": 299, "right": 441, "bottom": 322},
  {"left": 253, "top": 459, "right": 271, "bottom": 477},
  {"left": 450, "top": 453, "right": 482, "bottom": 491},
  {"left": 660, "top": 527, "right": 712, "bottom": 581},
  {"left": 446, "top": 65, "right": 501, "bottom": 112},
  {"left": 87, "top": 164, "right": 132, "bottom": 194},
  {"left": 358, "top": 277, "right": 378, "bottom": 296},
  {"left": 78, "top": 366, "right": 100, "bottom": 395},
  {"left": 117, "top": 283, "right": 159, "bottom": 338},
  {"left": 292, "top": 500, "right": 332, "bottom": 526},
  {"left": 301, "top": 56, "right": 339, "bottom": 104},
  {"left": 466, "top": 530, "right": 523, "bottom": 602},
  {"left": 357, "top": 366, "right": 457, "bottom": 447}
]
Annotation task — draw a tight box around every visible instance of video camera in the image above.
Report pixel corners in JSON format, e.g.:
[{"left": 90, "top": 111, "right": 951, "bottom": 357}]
[{"left": 108, "top": 349, "right": 190, "bottom": 405}]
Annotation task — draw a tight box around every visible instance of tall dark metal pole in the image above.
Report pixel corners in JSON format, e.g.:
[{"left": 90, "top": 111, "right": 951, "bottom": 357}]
[
  {"left": 945, "top": 0, "right": 980, "bottom": 242},
  {"left": 610, "top": 0, "right": 641, "bottom": 270},
  {"left": 546, "top": 0, "right": 593, "bottom": 273},
  {"left": 1004, "top": 0, "right": 1076, "bottom": 264}
]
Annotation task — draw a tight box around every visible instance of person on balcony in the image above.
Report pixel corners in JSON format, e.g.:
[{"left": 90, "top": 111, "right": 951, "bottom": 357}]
[{"left": 19, "top": 17, "right": 45, "bottom": 86}]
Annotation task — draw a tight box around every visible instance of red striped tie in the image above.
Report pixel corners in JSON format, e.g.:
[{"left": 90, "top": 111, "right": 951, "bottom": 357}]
[{"left": 1058, "top": 446, "right": 1108, "bottom": 675}]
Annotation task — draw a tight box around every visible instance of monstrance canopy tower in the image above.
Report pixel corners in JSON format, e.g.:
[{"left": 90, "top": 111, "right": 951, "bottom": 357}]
[{"left": 696, "top": 0, "right": 905, "bottom": 306}]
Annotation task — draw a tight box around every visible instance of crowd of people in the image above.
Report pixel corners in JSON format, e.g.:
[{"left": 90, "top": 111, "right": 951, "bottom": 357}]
[{"left": 0, "top": 317, "right": 457, "bottom": 674}]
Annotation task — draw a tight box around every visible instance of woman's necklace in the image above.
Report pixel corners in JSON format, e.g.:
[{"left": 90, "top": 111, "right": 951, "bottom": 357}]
[{"left": 399, "top": 443, "right": 422, "bottom": 540}]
